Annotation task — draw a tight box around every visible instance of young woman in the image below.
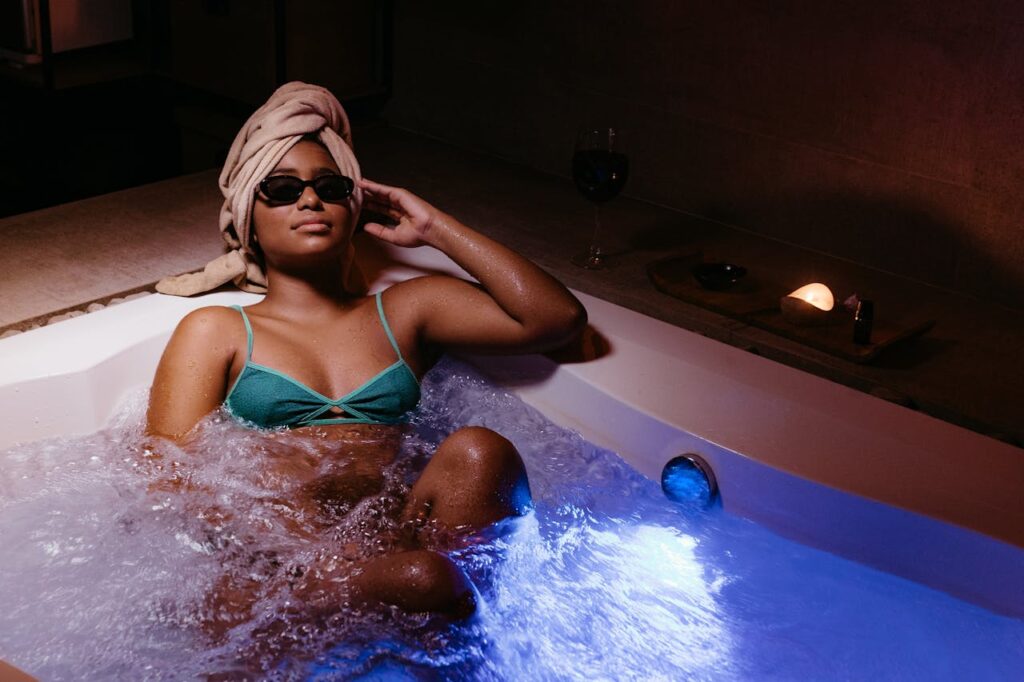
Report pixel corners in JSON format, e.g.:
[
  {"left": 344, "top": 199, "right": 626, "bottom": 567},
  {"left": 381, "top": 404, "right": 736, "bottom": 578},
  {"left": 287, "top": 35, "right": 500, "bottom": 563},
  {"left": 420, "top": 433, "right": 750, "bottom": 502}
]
[{"left": 145, "top": 86, "right": 585, "bottom": 634}]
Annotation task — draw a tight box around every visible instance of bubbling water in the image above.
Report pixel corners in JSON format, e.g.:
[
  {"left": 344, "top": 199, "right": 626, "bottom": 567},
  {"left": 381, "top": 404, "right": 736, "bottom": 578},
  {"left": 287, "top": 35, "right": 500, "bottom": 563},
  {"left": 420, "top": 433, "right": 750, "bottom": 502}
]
[
  {"left": 1, "top": 357, "right": 1022, "bottom": 681},
  {"left": 0, "top": 356, "right": 591, "bottom": 679}
]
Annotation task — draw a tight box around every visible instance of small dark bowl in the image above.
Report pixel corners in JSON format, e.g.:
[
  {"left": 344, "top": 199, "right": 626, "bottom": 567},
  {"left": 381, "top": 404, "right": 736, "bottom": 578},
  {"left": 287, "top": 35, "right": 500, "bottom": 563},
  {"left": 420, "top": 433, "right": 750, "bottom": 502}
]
[{"left": 692, "top": 263, "right": 747, "bottom": 291}]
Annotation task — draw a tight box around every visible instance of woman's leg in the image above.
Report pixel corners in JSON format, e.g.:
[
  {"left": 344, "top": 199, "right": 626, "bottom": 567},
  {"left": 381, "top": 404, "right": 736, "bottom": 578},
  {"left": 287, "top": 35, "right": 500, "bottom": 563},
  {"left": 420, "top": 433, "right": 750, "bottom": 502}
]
[
  {"left": 297, "top": 427, "right": 533, "bottom": 618},
  {"left": 348, "top": 550, "right": 476, "bottom": 617},
  {"left": 403, "top": 426, "right": 532, "bottom": 531},
  {"left": 208, "top": 550, "right": 477, "bottom": 676},
  {"left": 279, "top": 549, "right": 475, "bottom": 618}
]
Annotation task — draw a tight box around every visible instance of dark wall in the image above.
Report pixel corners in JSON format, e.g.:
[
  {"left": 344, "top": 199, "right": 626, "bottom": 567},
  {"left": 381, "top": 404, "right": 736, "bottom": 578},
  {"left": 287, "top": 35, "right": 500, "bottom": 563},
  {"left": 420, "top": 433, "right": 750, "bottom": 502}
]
[
  {"left": 384, "top": 1, "right": 1024, "bottom": 309},
  {"left": 0, "top": 0, "right": 389, "bottom": 219},
  {"left": 158, "top": 0, "right": 384, "bottom": 108}
]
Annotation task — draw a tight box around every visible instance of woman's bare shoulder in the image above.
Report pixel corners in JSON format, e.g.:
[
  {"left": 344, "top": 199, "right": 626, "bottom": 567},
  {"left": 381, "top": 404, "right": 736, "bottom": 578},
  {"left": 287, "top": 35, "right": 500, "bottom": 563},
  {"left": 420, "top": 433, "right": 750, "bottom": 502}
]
[
  {"left": 165, "top": 305, "right": 245, "bottom": 358},
  {"left": 385, "top": 275, "right": 475, "bottom": 301},
  {"left": 175, "top": 304, "right": 244, "bottom": 332},
  {"left": 148, "top": 305, "right": 243, "bottom": 440},
  {"left": 381, "top": 275, "right": 474, "bottom": 318}
]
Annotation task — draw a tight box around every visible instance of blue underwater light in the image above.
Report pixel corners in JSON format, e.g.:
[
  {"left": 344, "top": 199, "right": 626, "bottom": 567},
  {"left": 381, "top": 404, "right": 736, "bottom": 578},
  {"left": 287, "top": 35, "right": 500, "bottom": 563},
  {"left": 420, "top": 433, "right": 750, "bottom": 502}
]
[{"left": 661, "top": 454, "right": 718, "bottom": 508}]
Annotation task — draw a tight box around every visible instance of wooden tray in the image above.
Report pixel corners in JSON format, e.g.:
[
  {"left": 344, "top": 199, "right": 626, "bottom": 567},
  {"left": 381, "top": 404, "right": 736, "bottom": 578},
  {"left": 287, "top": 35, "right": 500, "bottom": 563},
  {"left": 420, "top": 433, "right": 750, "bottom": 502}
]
[{"left": 647, "top": 254, "right": 935, "bottom": 363}]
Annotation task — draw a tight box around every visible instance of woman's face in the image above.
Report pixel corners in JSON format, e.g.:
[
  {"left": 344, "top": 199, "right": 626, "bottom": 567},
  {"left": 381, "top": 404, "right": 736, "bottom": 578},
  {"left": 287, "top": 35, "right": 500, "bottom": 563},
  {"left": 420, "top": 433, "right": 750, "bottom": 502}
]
[{"left": 251, "top": 140, "right": 358, "bottom": 268}]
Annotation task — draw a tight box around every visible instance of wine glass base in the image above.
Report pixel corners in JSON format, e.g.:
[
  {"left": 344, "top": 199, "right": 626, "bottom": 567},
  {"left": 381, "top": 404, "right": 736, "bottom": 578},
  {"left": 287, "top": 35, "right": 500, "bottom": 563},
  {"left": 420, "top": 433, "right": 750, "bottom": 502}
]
[{"left": 571, "top": 250, "right": 607, "bottom": 270}]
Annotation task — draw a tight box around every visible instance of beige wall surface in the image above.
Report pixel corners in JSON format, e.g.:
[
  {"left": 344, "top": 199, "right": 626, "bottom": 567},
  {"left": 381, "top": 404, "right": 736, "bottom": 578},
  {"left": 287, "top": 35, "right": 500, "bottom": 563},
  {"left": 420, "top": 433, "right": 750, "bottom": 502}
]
[{"left": 384, "top": 1, "right": 1024, "bottom": 310}]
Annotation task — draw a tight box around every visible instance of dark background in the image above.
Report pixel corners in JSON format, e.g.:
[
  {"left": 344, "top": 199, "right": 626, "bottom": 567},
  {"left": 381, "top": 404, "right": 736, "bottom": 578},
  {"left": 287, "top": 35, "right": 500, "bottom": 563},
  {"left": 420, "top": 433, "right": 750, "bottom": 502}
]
[
  {"left": 2, "top": 1, "right": 1022, "bottom": 310},
  {"left": 0, "top": 0, "right": 392, "bottom": 218}
]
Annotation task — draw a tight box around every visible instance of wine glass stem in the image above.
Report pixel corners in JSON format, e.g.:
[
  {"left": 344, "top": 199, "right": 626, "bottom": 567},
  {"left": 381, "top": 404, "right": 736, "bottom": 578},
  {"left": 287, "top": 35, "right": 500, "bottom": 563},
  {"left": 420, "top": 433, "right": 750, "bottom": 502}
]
[{"left": 590, "top": 204, "right": 602, "bottom": 258}]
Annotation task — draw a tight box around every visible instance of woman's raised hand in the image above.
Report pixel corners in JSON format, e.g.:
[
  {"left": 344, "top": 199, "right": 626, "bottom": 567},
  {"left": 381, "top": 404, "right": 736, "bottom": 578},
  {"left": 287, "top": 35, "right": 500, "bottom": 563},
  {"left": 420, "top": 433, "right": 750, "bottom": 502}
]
[
  {"left": 359, "top": 176, "right": 586, "bottom": 358},
  {"left": 359, "top": 178, "right": 445, "bottom": 248}
]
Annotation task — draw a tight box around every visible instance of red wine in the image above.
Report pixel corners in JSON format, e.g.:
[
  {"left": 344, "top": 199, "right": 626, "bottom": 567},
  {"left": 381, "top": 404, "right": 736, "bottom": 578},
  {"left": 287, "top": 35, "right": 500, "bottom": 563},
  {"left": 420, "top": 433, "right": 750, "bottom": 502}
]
[{"left": 572, "top": 149, "right": 629, "bottom": 203}]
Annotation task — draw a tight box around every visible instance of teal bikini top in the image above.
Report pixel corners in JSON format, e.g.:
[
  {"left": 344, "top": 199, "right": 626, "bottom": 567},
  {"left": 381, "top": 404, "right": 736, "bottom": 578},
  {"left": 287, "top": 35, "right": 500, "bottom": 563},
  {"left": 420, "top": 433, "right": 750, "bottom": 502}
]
[{"left": 224, "top": 292, "right": 421, "bottom": 429}]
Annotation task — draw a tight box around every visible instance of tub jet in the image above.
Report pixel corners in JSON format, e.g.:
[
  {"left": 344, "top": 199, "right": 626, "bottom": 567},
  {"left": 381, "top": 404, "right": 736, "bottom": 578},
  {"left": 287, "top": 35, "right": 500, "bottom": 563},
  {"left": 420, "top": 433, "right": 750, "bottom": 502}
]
[{"left": 661, "top": 454, "right": 718, "bottom": 508}]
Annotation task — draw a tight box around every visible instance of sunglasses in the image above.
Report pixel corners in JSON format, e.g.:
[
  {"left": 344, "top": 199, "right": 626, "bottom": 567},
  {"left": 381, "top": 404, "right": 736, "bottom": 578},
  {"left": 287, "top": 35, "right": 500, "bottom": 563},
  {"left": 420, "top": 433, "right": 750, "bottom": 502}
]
[{"left": 257, "top": 174, "right": 355, "bottom": 203}]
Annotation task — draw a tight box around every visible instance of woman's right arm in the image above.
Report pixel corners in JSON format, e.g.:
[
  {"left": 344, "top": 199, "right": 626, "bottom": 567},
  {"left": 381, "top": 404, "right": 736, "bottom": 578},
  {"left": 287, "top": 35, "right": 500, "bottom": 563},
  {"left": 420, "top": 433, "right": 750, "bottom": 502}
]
[{"left": 146, "top": 306, "right": 238, "bottom": 441}]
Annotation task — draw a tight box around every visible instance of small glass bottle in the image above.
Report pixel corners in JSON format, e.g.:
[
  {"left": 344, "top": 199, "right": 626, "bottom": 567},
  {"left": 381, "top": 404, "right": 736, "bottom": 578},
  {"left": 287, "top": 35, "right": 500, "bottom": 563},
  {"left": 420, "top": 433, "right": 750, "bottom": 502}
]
[{"left": 854, "top": 300, "right": 874, "bottom": 345}]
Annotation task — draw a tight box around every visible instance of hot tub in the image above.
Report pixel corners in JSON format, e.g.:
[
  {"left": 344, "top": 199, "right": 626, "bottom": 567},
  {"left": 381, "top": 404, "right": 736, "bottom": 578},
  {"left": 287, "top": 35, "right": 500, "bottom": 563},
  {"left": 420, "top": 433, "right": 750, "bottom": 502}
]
[{"left": 1, "top": 244, "right": 1021, "bottom": 678}]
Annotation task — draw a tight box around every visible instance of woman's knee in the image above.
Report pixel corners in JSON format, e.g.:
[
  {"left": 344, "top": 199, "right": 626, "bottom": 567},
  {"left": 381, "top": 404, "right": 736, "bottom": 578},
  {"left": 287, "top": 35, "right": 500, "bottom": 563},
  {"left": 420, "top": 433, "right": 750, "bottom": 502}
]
[
  {"left": 435, "top": 426, "right": 522, "bottom": 474},
  {"left": 432, "top": 427, "right": 532, "bottom": 518}
]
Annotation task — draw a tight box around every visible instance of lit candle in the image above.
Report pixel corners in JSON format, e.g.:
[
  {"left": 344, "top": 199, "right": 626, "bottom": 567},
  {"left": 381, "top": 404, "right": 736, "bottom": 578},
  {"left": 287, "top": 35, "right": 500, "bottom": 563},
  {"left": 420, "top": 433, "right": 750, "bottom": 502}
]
[
  {"left": 787, "top": 283, "right": 834, "bottom": 311},
  {"left": 780, "top": 283, "right": 836, "bottom": 325}
]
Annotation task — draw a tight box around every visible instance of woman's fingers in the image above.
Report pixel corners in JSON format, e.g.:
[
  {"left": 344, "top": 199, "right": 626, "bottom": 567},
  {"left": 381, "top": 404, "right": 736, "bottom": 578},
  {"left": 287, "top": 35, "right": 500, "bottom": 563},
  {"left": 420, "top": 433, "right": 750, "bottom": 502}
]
[
  {"left": 359, "top": 177, "right": 436, "bottom": 244},
  {"left": 362, "top": 185, "right": 410, "bottom": 221},
  {"left": 360, "top": 178, "right": 422, "bottom": 214},
  {"left": 362, "top": 222, "right": 395, "bottom": 241},
  {"left": 359, "top": 177, "right": 397, "bottom": 193},
  {"left": 358, "top": 176, "right": 386, "bottom": 189},
  {"left": 359, "top": 177, "right": 405, "bottom": 204},
  {"left": 363, "top": 196, "right": 403, "bottom": 220}
]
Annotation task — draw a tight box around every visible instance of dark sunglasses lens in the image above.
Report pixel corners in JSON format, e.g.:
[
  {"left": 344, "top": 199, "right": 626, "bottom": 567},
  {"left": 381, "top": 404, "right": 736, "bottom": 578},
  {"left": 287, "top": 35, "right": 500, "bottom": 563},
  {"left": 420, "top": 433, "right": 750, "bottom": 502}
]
[
  {"left": 313, "top": 175, "right": 354, "bottom": 201},
  {"left": 261, "top": 175, "right": 353, "bottom": 202},
  {"left": 262, "top": 177, "right": 304, "bottom": 202}
]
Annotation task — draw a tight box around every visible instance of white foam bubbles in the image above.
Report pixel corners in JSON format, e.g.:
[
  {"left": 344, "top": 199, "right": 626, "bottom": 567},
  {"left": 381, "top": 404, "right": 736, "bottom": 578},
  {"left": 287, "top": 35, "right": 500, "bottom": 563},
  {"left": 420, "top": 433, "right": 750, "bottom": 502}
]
[{"left": 1, "top": 357, "right": 1021, "bottom": 681}]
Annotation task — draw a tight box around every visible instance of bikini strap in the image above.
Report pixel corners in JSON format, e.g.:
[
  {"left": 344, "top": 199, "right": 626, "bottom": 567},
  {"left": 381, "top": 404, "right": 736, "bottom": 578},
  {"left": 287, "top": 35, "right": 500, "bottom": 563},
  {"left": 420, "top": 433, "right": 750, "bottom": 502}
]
[
  {"left": 375, "top": 291, "right": 405, "bottom": 362},
  {"left": 231, "top": 305, "right": 254, "bottom": 360}
]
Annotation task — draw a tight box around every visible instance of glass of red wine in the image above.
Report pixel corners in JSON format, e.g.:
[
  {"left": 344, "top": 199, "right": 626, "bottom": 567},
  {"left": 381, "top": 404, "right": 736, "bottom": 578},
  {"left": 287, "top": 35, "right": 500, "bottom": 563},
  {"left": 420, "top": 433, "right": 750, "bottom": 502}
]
[{"left": 571, "top": 127, "right": 629, "bottom": 269}]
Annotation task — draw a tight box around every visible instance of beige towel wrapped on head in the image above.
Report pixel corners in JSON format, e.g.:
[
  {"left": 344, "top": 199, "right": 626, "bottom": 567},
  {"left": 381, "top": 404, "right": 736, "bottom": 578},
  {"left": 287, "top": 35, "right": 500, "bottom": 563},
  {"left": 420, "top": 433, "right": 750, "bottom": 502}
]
[{"left": 156, "top": 81, "right": 366, "bottom": 296}]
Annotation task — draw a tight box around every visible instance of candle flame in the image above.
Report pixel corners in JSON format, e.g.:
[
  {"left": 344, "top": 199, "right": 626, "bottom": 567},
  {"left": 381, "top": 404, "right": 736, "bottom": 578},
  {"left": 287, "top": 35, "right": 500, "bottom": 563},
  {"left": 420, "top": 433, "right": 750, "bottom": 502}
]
[{"left": 788, "top": 283, "right": 834, "bottom": 311}]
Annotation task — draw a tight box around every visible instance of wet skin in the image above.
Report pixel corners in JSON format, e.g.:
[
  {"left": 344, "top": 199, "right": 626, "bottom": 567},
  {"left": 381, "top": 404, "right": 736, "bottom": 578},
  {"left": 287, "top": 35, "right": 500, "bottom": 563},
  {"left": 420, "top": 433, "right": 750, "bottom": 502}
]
[
  {"left": 199, "top": 423, "right": 531, "bottom": 642},
  {"left": 146, "top": 138, "right": 583, "bottom": 644}
]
